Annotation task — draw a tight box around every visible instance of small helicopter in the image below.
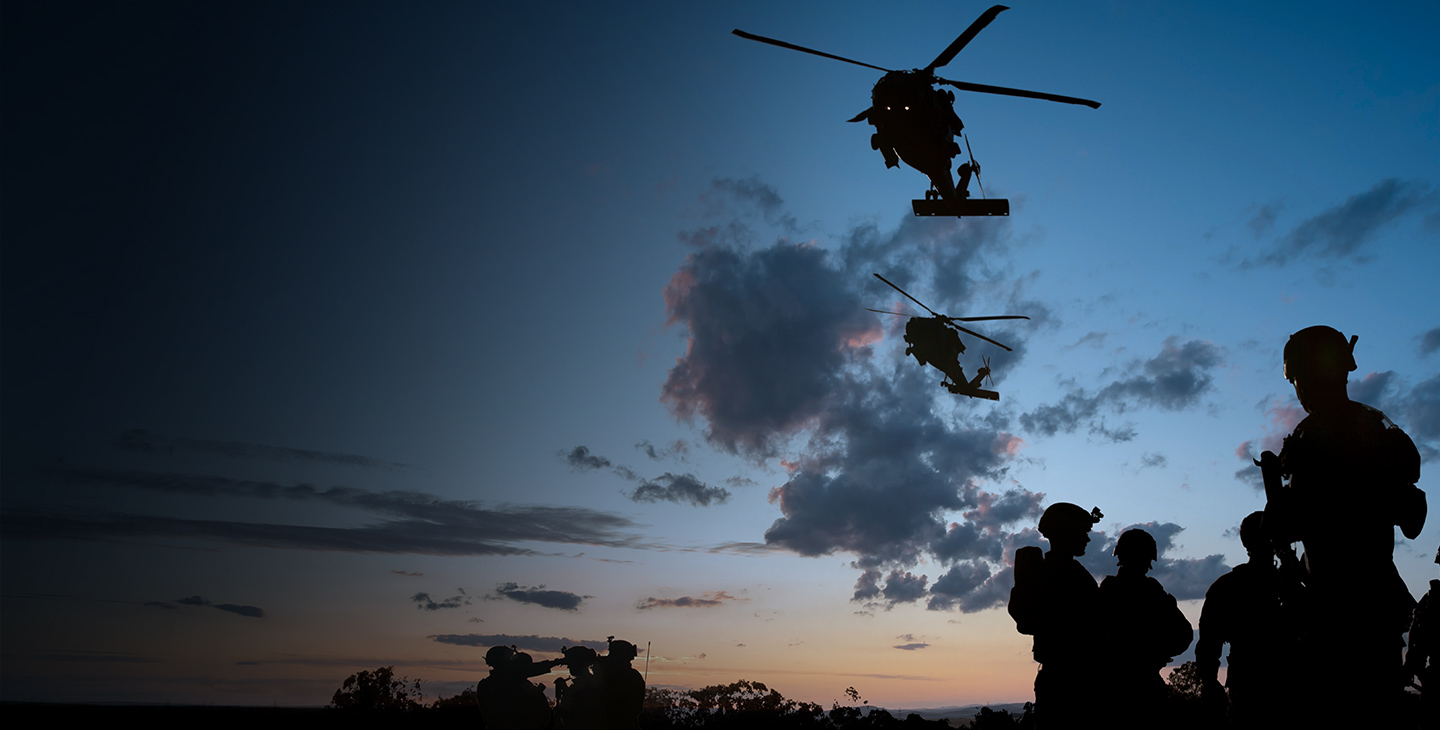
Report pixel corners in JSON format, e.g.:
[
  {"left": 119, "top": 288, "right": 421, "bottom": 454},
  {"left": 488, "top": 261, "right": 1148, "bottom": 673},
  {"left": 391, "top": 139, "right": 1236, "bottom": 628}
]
[
  {"left": 869, "top": 273, "right": 1028, "bottom": 401},
  {"left": 733, "top": 5, "right": 1100, "bottom": 218}
]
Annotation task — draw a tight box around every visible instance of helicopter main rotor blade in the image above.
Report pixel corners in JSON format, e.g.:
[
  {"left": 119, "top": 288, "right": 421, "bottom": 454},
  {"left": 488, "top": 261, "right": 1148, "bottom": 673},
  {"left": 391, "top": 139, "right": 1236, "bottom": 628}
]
[
  {"left": 946, "top": 315, "right": 1030, "bottom": 322},
  {"left": 732, "top": 29, "right": 893, "bottom": 74},
  {"left": 866, "top": 308, "right": 911, "bottom": 317},
  {"left": 948, "top": 322, "right": 1016, "bottom": 352},
  {"left": 925, "top": 4, "right": 1009, "bottom": 71},
  {"left": 938, "top": 78, "right": 1101, "bottom": 109},
  {"left": 872, "top": 273, "right": 939, "bottom": 317}
]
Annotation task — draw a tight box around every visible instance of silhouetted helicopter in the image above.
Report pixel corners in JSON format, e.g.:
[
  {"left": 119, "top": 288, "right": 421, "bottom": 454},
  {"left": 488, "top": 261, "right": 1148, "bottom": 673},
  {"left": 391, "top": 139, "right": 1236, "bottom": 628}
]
[
  {"left": 870, "top": 273, "right": 1028, "bottom": 401},
  {"left": 733, "top": 5, "right": 1099, "bottom": 218}
]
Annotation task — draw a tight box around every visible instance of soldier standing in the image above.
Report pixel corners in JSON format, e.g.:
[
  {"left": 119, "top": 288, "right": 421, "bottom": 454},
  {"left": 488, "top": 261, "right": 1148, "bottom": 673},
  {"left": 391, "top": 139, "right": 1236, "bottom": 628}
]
[
  {"left": 476, "top": 645, "right": 560, "bottom": 730},
  {"left": 593, "top": 637, "right": 645, "bottom": 730},
  {"left": 1195, "top": 511, "right": 1300, "bottom": 729},
  {"left": 556, "top": 645, "right": 601, "bottom": 730},
  {"left": 1256, "top": 325, "right": 1424, "bottom": 727},
  {"left": 1099, "top": 529, "right": 1194, "bottom": 729},
  {"left": 1405, "top": 547, "right": 1439, "bottom": 728},
  {"left": 1008, "top": 502, "right": 1104, "bottom": 728}
]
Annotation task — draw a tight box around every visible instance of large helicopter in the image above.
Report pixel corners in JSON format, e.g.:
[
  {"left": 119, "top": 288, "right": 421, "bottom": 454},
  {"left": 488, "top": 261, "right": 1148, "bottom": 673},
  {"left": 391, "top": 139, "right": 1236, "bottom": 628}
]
[
  {"left": 870, "top": 273, "right": 1028, "bottom": 401},
  {"left": 733, "top": 5, "right": 1100, "bottom": 218}
]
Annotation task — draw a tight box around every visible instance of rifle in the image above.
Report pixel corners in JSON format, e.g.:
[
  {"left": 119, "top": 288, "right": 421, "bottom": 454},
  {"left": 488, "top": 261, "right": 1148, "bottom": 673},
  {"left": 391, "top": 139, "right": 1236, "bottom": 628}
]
[{"left": 1256, "top": 448, "right": 1309, "bottom": 629}]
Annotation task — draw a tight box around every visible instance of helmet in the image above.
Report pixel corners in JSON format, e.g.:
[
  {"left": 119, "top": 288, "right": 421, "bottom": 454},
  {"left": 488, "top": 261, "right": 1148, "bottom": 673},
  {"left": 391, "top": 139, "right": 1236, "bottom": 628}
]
[
  {"left": 1038, "top": 503, "right": 1102, "bottom": 538},
  {"left": 1238, "top": 511, "right": 1266, "bottom": 553},
  {"left": 1283, "top": 326, "right": 1356, "bottom": 382},
  {"left": 485, "top": 645, "right": 515, "bottom": 666},
  {"left": 562, "top": 645, "right": 597, "bottom": 667},
  {"left": 607, "top": 639, "right": 638, "bottom": 661},
  {"left": 1113, "top": 529, "right": 1158, "bottom": 564}
]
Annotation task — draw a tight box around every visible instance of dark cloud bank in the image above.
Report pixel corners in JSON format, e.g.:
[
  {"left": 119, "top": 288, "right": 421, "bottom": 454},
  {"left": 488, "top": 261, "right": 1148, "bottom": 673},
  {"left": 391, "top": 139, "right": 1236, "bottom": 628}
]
[
  {"left": 1019, "top": 337, "right": 1226, "bottom": 443},
  {"left": 3, "top": 467, "right": 645, "bottom": 555},
  {"left": 145, "top": 595, "right": 264, "bottom": 618},
  {"left": 636, "top": 591, "right": 742, "bottom": 610},
  {"left": 1243, "top": 178, "right": 1440, "bottom": 267},
  {"left": 494, "top": 582, "right": 587, "bottom": 611},
  {"left": 661, "top": 178, "right": 1227, "bottom": 612},
  {"left": 116, "top": 429, "right": 413, "bottom": 470},
  {"left": 562, "top": 444, "right": 730, "bottom": 506},
  {"left": 411, "top": 590, "right": 469, "bottom": 611}
]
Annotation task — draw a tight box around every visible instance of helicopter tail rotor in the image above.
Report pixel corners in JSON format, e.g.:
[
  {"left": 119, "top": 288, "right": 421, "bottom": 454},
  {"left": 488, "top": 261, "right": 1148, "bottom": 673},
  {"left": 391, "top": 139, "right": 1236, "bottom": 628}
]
[
  {"left": 982, "top": 355, "right": 994, "bottom": 387},
  {"left": 963, "top": 133, "right": 986, "bottom": 200}
]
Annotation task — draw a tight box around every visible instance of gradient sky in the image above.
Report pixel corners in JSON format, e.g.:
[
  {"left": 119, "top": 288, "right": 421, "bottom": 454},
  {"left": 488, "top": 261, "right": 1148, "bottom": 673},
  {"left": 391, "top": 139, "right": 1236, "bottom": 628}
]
[{"left": 3, "top": 0, "right": 1438, "bottom": 709}]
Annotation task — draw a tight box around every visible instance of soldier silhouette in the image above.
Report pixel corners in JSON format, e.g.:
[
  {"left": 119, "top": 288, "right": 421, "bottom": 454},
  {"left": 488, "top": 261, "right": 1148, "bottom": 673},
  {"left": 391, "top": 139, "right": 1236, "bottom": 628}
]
[
  {"left": 1195, "top": 511, "right": 1301, "bottom": 729},
  {"left": 555, "top": 645, "right": 601, "bottom": 730},
  {"left": 476, "top": 645, "right": 560, "bottom": 730},
  {"left": 1256, "top": 325, "right": 1425, "bottom": 727},
  {"left": 1008, "top": 502, "right": 1104, "bottom": 728},
  {"left": 593, "top": 637, "right": 645, "bottom": 730},
  {"left": 1098, "top": 529, "right": 1193, "bottom": 729},
  {"left": 1406, "top": 547, "right": 1439, "bottom": 727}
]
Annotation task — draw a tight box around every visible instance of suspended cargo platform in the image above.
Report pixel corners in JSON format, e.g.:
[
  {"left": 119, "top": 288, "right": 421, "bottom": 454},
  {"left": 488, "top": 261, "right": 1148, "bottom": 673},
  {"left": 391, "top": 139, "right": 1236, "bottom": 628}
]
[{"left": 912, "top": 198, "right": 1010, "bottom": 217}]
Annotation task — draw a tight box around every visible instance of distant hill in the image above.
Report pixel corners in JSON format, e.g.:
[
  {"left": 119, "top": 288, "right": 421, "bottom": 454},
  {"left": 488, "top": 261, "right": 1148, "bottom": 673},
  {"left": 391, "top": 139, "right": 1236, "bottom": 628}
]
[{"left": 876, "top": 702, "right": 1029, "bottom": 724}]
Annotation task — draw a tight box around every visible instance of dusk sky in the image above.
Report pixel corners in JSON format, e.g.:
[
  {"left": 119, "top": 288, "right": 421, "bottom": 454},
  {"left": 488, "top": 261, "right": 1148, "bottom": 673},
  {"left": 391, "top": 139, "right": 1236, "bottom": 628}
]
[{"left": 3, "top": 0, "right": 1438, "bottom": 709}]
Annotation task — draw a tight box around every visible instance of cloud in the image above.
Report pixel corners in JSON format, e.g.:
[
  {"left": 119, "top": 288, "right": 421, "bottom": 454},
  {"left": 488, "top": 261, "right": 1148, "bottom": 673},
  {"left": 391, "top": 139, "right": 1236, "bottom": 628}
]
[
  {"left": 170, "top": 595, "right": 265, "bottom": 618},
  {"left": 629, "top": 473, "right": 730, "bottom": 507},
  {"left": 493, "top": 582, "right": 586, "bottom": 611},
  {"left": 1247, "top": 202, "right": 1283, "bottom": 237},
  {"left": 636, "top": 591, "right": 743, "bottom": 610},
  {"left": 879, "top": 570, "right": 929, "bottom": 604},
  {"left": 429, "top": 634, "right": 607, "bottom": 652},
  {"left": 411, "top": 591, "right": 470, "bottom": 611},
  {"left": 1020, "top": 337, "right": 1225, "bottom": 440},
  {"left": 114, "top": 429, "right": 412, "bottom": 470},
  {"left": 661, "top": 178, "right": 1055, "bottom": 613},
  {"left": 636, "top": 440, "right": 689, "bottom": 461},
  {"left": 1138, "top": 452, "right": 1167, "bottom": 470},
  {"left": 392, "top": 570, "right": 424, "bottom": 577},
  {"left": 6, "top": 469, "right": 646, "bottom": 555},
  {"left": 561, "top": 445, "right": 611, "bottom": 471},
  {"left": 1249, "top": 179, "right": 1440, "bottom": 266},
  {"left": 662, "top": 242, "right": 880, "bottom": 457},
  {"left": 893, "top": 642, "right": 929, "bottom": 651},
  {"left": 1349, "top": 370, "right": 1399, "bottom": 406},
  {"left": 1421, "top": 328, "right": 1440, "bottom": 357}
]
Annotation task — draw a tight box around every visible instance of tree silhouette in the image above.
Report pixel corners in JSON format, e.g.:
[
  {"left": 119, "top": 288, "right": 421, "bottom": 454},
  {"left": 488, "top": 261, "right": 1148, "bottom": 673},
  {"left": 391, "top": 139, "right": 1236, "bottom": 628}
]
[
  {"left": 1165, "top": 660, "right": 1204, "bottom": 701},
  {"left": 968, "top": 706, "right": 1021, "bottom": 729},
  {"left": 431, "top": 686, "right": 477, "bottom": 709},
  {"left": 328, "top": 665, "right": 424, "bottom": 711}
]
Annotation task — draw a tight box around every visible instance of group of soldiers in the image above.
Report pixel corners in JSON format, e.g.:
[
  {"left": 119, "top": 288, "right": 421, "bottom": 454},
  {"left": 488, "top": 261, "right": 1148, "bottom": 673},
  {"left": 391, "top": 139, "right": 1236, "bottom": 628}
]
[
  {"left": 476, "top": 636, "right": 645, "bottom": 730},
  {"left": 1009, "top": 325, "right": 1432, "bottom": 728}
]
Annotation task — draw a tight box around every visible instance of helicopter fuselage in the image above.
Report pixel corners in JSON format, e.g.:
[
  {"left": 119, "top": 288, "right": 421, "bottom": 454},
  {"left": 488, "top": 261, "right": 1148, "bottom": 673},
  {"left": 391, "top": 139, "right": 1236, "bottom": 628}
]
[{"left": 859, "top": 71, "right": 967, "bottom": 203}]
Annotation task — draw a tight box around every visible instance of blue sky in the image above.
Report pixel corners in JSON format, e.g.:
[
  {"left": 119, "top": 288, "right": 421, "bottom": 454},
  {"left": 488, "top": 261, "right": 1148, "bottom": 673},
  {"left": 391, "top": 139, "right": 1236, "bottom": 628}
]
[{"left": 3, "top": 0, "right": 1438, "bottom": 708}]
